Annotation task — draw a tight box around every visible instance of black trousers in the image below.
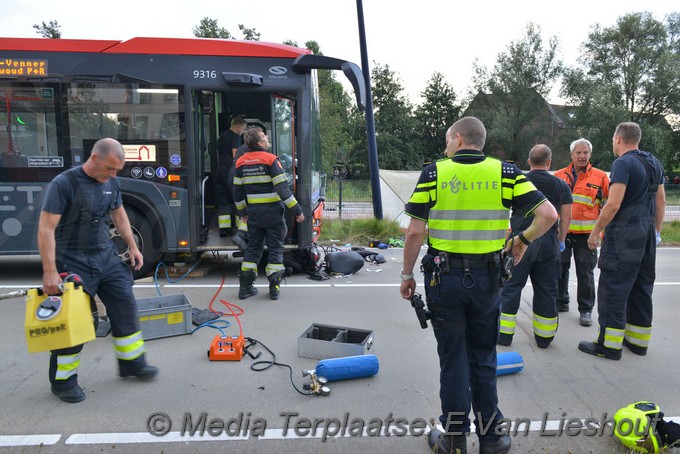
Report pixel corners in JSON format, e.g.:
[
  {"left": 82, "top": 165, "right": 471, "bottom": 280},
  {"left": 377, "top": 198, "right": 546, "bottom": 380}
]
[
  {"left": 49, "top": 250, "right": 142, "bottom": 390},
  {"left": 558, "top": 233, "right": 597, "bottom": 313}
]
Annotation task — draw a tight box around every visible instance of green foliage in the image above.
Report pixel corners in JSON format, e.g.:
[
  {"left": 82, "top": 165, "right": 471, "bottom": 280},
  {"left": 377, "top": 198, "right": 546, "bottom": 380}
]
[
  {"left": 320, "top": 218, "right": 403, "bottom": 246},
  {"left": 357, "top": 63, "right": 420, "bottom": 170},
  {"left": 660, "top": 221, "right": 680, "bottom": 245},
  {"left": 561, "top": 12, "right": 680, "bottom": 171},
  {"left": 238, "top": 25, "right": 260, "bottom": 41},
  {"left": 468, "top": 24, "right": 563, "bottom": 162},
  {"left": 33, "top": 20, "right": 61, "bottom": 39},
  {"left": 414, "top": 72, "right": 461, "bottom": 164},
  {"left": 192, "top": 18, "right": 232, "bottom": 39}
]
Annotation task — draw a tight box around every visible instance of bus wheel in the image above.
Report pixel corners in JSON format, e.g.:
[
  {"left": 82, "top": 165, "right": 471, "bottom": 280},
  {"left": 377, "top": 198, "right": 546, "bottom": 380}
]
[{"left": 109, "top": 208, "right": 160, "bottom": 279}]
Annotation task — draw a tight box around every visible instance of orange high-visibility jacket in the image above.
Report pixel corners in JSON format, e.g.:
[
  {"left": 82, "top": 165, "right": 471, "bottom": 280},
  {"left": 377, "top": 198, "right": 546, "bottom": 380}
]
[{"left": 554, "top": 162, "right": 609, "bottom": 234}]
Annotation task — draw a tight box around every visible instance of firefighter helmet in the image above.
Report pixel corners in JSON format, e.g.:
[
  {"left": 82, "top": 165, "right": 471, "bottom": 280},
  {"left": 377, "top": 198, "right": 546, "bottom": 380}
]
[{"left": 613, "top": 401, "right": 662, "bottom": 453}]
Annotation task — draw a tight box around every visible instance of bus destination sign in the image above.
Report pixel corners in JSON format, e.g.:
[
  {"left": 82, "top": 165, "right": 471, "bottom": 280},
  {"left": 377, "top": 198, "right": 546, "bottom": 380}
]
[{"left": 0, "top": 58, "right": 48, "bottom": 77}]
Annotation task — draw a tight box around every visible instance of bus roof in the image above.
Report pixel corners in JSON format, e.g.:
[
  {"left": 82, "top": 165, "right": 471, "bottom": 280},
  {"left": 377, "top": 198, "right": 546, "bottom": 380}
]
[{"left": 0, "top": 37, "right": 311, "bottom": 58}]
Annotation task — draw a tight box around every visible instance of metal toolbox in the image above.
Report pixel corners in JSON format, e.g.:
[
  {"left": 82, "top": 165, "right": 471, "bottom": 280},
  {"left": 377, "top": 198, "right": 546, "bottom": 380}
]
[
  {"left": 298, "top": 323, "right": 374, "bottom": 360},
  {"left": 137, "top": 294, "right": 192, "bottom": 340}
]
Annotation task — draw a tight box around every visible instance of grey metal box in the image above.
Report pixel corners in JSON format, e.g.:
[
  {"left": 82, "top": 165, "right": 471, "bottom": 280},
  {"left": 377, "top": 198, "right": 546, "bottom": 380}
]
[
  {"left": 298, "top": 323, "right": 374, "bottom": 360},
  {"left": 137, "top": 294, "right": 192, "bottom": 340}
]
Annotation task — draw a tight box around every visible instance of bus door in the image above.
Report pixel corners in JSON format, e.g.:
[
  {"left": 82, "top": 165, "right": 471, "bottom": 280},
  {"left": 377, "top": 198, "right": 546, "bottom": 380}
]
[
  {"left": 272, "top": 96, "right": 297, "bottom": 243},
  {"left": 190, "top": 90, "right": 213, "bottom": 245}
]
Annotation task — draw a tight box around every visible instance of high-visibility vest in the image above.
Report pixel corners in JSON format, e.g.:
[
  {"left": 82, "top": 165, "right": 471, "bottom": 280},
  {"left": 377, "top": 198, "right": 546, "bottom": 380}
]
[
  {"left": 428, "top": 157, "right": 510, "bottom": 254},
  {"left": 553, "top": 163, "right": 609, "bottom": 234}
]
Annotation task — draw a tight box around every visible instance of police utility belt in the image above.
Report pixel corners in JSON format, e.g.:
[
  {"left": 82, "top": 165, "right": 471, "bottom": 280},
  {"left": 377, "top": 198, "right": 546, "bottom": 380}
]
[{"left": 421, "top": 250, "right": 502, "bottom": 291}]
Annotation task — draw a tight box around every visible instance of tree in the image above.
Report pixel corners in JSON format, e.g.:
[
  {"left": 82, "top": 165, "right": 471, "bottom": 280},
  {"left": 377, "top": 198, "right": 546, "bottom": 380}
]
[
  {"left": 238, "top": 25, "right": 260, "bottom": 41},
  {"left": 414, "top": 72, "right": 461, "bottom": 163},
  {"left": 468, "top": 23, "right": 563, "bottom": 163},
  {"left": 561, "top": 12, "right": 680, "bottom": 170},
  {"left": 192, "top": 18, "right": 232, "bottom": 39},
  {"left": 33, "top": 20, "right": 61, "bottom": 39},
  {"left": 348, "top": 63, "right": 419, "bottom": 170}
]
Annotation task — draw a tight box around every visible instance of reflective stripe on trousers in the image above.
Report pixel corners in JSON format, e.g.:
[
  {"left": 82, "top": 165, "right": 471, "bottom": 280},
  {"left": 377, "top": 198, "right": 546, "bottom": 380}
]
[
  {"left": 499, "top": 313, "right": 516, "bottom": 336},
  {"left": 624, "top": 323, "right": 652, "bottom": 348},
  {"left": 533, "top": 313, "right": 558, "bottom": 339},
  {"left": 114, "top": 331, "right": 146, "bottom": 360},
  {"left": 600, "top": 326, "right": 624, "bottom": 350},
  {"left": 55, "top": 353, "right": 81, "bottom": 381}
]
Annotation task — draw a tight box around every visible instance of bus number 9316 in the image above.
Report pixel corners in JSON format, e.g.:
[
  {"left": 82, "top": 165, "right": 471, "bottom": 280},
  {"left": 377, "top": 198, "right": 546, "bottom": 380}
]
[{"left": 193, "top": 70, "right": 217, "bottom": 79}]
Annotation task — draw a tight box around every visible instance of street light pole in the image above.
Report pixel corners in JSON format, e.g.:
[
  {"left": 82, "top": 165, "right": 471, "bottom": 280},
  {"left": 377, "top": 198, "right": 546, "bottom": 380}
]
[{"left": 356, "top": 0, "right": 383, "bottom": 219}]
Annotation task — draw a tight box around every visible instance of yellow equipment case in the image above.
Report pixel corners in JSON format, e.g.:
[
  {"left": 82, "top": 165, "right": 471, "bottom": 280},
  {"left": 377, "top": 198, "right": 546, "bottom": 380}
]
[{"left": 24, "top": 281, "right": 95, "bottom": 353}]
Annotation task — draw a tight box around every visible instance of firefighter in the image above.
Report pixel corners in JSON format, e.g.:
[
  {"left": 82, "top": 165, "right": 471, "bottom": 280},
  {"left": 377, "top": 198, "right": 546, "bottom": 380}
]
[
  {"left": 400, "top": 117, "right": 557, "bottom": 454},
  {"left": 232, "top": 128, "right": 304, "bottom": 300},
  {"left": 554, "top": 138, "right": 610, "bottom": 327},
  {"left": 216, "top": 116, "right": 247, "bottom": 237},
  {"left": 37, "top": 138, "right": 158, "bottom": 403},
  {"left": 579, "top": 122, "right": 665, "bottom": 360},
  {"left": 499, "top": 145, "right": 572, "bottom": 348}
]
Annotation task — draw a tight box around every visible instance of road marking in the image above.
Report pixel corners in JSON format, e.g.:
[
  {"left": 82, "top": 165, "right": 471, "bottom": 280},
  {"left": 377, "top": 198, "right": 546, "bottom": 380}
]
[
  {"left": 65, "top": 432, "right": 247, "bottom": 444},
  {"left": 0, "top": 434, "right": 61, "bottom": 447},
  {"left": 5, "top": 416, "right": 680, "bottom": 447}
]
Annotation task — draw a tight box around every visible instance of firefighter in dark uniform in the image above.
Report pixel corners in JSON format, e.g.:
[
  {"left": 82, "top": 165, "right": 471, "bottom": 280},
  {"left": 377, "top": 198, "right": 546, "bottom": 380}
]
[
  {"left": 232, "top": 128, "right": 304, "bottom": 300},
  {"left": 400, "top": 117, "right": 557, "bottom": 454},
  {"left": 499, "top": 144, "right": 572, "bottom": 348},
  {"left": 37, "top": 138, "right": 158, "bottom": 403},
  {"left": 579, "top": 122, "right": 665, "bottom": 360},
  {"left": 216, "top": 115, "right": 247, "bottom": 237}
]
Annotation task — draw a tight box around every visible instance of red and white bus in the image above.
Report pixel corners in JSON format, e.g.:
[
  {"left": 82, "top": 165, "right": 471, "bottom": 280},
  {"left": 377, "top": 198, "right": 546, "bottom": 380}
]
[{"left": 0, "top": 36, "right": 365, "bottom": 277}]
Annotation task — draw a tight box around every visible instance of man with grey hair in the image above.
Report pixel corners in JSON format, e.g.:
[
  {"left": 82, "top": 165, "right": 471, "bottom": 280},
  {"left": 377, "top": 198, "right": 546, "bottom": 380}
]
[
  {"left": 554, "top": 139, "right": 610, "bottom": 327},
  {"left": 38, "top": 138, "right": 158, "bottom": 403}
]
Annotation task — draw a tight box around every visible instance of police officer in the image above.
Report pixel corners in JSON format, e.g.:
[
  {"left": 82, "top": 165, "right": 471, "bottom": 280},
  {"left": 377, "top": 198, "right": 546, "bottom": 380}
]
[
  {"left": 554, "top": 139, "right": 610, "bottom": 327},
  {"left": 232, "top": 128, "right": 304, "bottom": 300},
  {"left": 216, "top": 115, "right": 247, "bottom": 237},
  {"left": 499, "top": 145, "right": 572, "bottom": 348},
  {"left": 579, "top": 122, "right": 665, "bottom": 360},
  {"left": 37, "top": 138, "right": 158, "bottom": 403},
  {"left": 400, "top": 117, "right": 557, "bottom": 454}
]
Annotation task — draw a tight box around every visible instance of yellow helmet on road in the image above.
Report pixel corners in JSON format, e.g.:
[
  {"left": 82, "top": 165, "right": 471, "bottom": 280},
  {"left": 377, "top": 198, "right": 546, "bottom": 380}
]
[{"left": 613, "top": 401, "right": 662, "bottom": 453}]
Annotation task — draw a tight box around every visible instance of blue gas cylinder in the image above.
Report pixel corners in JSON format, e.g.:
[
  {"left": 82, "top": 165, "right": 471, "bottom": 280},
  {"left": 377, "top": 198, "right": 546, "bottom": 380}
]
[
  {"left": 315, "top": 354, "right": 379, "bottom": 382},
  {"left": 496, "top": 351, "right": 524, "bottom": 376}
]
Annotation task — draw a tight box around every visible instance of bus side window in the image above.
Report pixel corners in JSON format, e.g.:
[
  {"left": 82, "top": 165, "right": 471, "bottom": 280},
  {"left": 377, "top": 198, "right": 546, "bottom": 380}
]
[{"left": 1, "top": 152, "right": 28, "bottom": 168}]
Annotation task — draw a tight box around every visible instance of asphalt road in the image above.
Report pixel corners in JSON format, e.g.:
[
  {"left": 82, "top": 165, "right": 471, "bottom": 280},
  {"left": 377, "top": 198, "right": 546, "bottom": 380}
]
[{"left": 1, "top": 247, "right": 679, "bottom": 453}]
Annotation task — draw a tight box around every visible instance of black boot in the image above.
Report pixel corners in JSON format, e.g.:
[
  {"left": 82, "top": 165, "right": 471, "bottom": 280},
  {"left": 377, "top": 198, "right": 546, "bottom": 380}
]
[
  {"left": 238, "top": 270, "right": 258, "bottom": 300},
  {"left": 427, "top": 428, "right": 467, "bottom": 453},
  {"left": 578, "top": 341, "right": 621, "bottom": 360},
  {"left": 51, "top": 384, "right": 86, "bottom": 403},
  {"left": 268, "top": 270, "right": 286, "bottom": 300},
  {"left": 479, "top": 434, "right": 511, "bottom": 454},
  {"left": 233, "top": 230, "right": 248, "bottom": 251},
  {"left": 497, "top": 333, "right": 513, "bottom": 346},
  {"left": 119, "top": 354, "right": 159, "bottom": 380}
]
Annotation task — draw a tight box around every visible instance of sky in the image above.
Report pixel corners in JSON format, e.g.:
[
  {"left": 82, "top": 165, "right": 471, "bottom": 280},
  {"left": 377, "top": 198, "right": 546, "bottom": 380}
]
[{"left": 1, "top": 0, "right": 678, "bottom": 104}]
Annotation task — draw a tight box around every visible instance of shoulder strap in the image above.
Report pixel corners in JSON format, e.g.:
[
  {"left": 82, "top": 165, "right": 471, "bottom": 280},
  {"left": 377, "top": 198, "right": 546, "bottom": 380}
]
[
  {"left": 630, "top": 153, "right": 660, "bottom": 193},
  {"left": 63, "top": 170, "right": 92, "bottom": 249}
]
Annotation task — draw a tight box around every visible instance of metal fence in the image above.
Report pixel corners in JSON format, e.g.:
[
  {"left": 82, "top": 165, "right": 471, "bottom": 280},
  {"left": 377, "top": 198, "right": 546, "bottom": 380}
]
[
  {"left": 321, "top": 180, "right": 680, "bottom": 222},
  {"left": 323, "top": 179, "right": 374, "bottom": 220}
]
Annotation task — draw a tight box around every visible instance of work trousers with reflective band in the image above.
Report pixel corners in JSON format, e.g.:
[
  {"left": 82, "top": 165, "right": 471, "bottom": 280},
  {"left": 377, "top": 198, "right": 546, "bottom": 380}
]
[
  {"left": 50, "top": 346, "right": 83, "bottom": 390},
  {"left": 558, "top": 233, "right": 597, "bottom": 313},
  {"left": 50, "top": 249, "right": 144, "bottom": 388},
  {"left": 595, "top": 218, "right": 655, "bottom": 352},
  {"left": 241, "top": 206, "right": 287, "bottom": 277},
  {"left": 500, "top": 235, "right": 560, "bottom": 341},
  {"left": 425, "top": 264, "right": 505, "bottom": 443},
  {"left": 217, "top": 165, "right": 235, "bottom": 232}
]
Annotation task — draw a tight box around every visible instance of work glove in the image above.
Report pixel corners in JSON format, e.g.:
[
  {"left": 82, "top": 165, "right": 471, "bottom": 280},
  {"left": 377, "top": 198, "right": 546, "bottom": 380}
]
[
  {"left": 559, "top": 241, "right": 566, "bottom": 252},
  {"left": 656, "top": 231, "right": 661, "bottom": 246}
]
